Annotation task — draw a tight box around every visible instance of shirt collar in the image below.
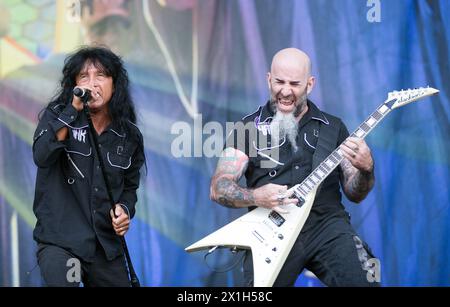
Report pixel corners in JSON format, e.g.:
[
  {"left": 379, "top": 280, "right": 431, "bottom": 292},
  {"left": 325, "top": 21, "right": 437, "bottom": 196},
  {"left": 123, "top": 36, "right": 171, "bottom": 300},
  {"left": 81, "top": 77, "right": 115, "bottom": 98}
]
[
  {"left": 107, "top": 121, "right": 127, "bottom": 137},
  {"left": 305, "top": 100, "right": 330, "bottom": 125}
]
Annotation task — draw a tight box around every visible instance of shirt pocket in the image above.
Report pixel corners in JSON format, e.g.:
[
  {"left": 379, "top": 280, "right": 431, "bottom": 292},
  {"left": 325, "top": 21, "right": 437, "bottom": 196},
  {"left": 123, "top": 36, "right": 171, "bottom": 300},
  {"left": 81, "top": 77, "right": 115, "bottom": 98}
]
[
  {"left": 106, "top": 151, "right": 132, "bottom": 170},
  {"left": 65, "top": 138, "right": 92, "bottom": 157},
  {"left": 302, "top": 132, "right": 318, "bottom": 155},
  {"left": 106, "top": 150, "right": 132, "bottom": 189}
]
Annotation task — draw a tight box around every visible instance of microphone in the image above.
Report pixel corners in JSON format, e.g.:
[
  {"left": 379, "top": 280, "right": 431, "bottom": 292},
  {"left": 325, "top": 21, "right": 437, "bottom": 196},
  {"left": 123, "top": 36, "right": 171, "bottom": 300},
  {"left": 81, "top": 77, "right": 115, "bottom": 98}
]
[{"left": 73, "top": 87, "right": 91, "bottom": 100}]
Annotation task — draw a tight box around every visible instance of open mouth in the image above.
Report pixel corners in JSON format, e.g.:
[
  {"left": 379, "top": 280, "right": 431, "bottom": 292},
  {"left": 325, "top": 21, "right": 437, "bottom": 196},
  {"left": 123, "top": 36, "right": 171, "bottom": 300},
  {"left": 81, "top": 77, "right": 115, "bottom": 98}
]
[
  {"left": 278, "top": 98, "right": 295, "bottom": 106},
  {"left": 90, "top": 92, "right": 101, "bottom": 101}
]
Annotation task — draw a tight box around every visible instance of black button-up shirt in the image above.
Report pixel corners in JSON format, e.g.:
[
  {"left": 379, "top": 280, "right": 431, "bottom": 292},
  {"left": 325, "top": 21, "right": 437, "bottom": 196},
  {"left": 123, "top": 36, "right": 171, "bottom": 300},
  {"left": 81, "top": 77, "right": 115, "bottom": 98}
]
[
  {"left": 32, "top": 103, "right": 145, "bottom": 261},
  {"left": 227, "top": 100, "right": 350, "bottom": 231}
]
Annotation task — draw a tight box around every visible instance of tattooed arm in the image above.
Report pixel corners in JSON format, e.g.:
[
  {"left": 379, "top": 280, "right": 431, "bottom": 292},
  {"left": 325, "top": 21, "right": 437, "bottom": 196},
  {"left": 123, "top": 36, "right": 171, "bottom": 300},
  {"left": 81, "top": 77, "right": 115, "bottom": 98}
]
[
  {"left": 339, "top": 137, "right": 375, "bottom": 203},
  {"left": 210, "top": 147, "right": 253, "bottom": 208},
  {"left": 210, "top": 147, "right": 298, "bottom": 210}
]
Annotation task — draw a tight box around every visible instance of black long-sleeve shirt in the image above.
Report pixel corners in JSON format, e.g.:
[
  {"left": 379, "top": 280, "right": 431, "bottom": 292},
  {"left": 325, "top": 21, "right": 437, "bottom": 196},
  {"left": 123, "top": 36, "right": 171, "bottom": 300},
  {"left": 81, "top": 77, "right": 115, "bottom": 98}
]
[
  {"left": 227, "top": 100, "right": 350, "bottom": 232},
  {"left": 32, "top": 103, "right": 145, "bottom": 262}
]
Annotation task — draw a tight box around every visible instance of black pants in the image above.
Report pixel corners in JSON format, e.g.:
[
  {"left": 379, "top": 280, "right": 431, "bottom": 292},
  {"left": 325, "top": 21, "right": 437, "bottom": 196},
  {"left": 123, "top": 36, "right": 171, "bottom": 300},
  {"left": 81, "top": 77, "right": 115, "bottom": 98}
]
[
  {"left": 37, "top": 242, "right": 130, "bottom": 287},
  {"left": 243, "top": 217, "right": 381, "bottom": 287}
]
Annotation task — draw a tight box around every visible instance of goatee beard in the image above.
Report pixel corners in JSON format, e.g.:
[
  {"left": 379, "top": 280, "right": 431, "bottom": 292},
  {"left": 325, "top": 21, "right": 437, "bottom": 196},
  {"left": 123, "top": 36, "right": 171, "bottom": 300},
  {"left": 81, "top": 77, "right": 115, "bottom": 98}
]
[
  {"left": 269, "top": 110, "right": 299, "bottom": 152},
  {"left": 294, "top": 93, "right": 308, "bottom": 117},
  {"left": 268, "top": 94, "right": 307, "bottom": 152}
]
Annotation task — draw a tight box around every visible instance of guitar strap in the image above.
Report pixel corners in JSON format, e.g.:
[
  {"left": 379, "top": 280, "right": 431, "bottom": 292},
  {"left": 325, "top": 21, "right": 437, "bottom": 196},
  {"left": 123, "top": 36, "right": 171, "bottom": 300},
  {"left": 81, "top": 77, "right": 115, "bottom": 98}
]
[{"left": 311, "top": 115, "right": 341, "bottom": 193}]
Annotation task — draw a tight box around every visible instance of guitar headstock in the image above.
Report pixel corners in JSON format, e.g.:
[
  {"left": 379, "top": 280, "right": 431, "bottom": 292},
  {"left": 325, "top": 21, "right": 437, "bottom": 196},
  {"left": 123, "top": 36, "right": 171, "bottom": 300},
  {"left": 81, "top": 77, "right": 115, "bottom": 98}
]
[{"left": 386, "top": 87, "right": 439, "bottom": 109}]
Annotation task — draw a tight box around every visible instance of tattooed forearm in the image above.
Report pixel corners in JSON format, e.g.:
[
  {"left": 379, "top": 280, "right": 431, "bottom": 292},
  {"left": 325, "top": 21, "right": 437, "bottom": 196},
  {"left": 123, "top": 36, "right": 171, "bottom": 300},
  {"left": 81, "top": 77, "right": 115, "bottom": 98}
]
[
  {"left": 340, "top": 158, "right": 375, "bottom": 203},
  {"left": 210, "top": 148, "right": 254, "bottom": 208},
  {"left": 214, "top": 178, "right": 255, "bottom": 208}
]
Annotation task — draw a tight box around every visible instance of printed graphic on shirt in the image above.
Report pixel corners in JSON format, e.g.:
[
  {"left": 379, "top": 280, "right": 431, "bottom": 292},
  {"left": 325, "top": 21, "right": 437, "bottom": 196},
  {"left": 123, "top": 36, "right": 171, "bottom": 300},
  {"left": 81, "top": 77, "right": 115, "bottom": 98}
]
[
  {"left": 72, "top": 129, "right": 87, "bottom": 143},
  {"left": 255, "top": 115, "right": 272, "bottom": 136}
]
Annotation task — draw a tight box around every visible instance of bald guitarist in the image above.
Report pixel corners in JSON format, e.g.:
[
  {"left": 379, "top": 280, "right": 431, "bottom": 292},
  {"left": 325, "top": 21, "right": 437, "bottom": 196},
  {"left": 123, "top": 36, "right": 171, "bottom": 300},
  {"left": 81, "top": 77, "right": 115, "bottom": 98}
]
[{"left": 210, "top": 48, "right": 378, "bottom": 287}]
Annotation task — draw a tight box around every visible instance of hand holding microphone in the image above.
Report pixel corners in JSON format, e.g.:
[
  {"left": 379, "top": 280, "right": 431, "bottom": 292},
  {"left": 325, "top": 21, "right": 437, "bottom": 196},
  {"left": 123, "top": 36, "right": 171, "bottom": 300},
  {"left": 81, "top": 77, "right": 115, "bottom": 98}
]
[
  {"left": 72, "top": 87, "right": 91, "bottom": 111},
  {"left": 73, "top": 87, "right": 91, "bottom": 100}
]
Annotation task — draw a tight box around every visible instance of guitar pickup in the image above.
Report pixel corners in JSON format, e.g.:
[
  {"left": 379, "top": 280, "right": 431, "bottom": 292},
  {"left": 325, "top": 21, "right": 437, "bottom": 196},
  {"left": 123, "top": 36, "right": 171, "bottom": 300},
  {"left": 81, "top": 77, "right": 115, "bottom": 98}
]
[{"left": 268, "top": 211, "right": 285, "bottom": 227}]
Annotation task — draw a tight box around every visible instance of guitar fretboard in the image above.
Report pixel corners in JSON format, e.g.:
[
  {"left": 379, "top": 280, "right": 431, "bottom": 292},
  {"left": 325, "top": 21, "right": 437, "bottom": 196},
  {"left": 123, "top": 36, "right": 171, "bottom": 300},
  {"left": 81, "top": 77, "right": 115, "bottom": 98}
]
[{"left": 294, "top": 100, "right": 394, "bottom": 199}]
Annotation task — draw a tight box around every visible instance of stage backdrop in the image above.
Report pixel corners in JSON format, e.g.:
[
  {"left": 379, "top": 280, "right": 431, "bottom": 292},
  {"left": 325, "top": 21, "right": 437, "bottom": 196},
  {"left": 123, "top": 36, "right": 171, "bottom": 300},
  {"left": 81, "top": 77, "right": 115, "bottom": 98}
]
[{"left": 0, "top": 0, "right": 449, "bottom": 286}]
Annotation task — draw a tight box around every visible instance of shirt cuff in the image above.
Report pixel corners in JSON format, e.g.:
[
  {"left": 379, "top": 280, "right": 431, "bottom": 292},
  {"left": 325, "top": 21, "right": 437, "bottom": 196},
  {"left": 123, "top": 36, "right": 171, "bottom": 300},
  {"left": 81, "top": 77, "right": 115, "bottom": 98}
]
[
  {"left": 119, "top": 203, "right": 131, "bottom": 219},
  {"left": 49, "top": 104, "right": 79, "bottom": 132}
]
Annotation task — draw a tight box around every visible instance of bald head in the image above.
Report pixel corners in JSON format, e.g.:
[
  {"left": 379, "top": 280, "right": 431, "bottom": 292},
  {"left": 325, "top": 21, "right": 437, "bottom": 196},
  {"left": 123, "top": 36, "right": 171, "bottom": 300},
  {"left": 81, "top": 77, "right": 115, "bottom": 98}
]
[
  {"left": 267, "top": 48, "right": 315, "bottom": 116},
  {"left": 270, "top": 48, "right": 312, "bottom": 78}
]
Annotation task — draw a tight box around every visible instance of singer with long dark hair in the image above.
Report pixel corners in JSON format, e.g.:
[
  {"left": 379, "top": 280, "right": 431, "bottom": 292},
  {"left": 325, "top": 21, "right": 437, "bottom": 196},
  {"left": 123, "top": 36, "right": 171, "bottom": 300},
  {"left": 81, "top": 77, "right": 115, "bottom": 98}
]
[{"left": 32, "top": 46, "right": 145, "bottom": 286}]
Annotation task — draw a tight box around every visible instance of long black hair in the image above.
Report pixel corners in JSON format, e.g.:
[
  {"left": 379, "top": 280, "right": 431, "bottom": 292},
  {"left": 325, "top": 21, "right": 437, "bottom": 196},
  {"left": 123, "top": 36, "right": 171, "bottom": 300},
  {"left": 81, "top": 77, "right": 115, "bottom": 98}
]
[
  {"left": 48, "top": 46, "right": 136, "bottom": 129},
  {"left": 46, "top": 46, "right": 146, "bottom": 173}
]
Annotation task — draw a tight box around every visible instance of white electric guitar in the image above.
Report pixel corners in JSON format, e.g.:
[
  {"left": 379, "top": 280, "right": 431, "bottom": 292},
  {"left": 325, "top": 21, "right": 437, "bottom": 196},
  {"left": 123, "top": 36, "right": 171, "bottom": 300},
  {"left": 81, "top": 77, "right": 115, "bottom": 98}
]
[{"left": 186, "top": 87, "right": 439, "bottom": 287}]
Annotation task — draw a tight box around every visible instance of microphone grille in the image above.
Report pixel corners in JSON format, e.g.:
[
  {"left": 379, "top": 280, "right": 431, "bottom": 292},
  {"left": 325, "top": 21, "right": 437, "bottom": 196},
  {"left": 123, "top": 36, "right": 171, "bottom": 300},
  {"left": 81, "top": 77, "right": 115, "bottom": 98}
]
[{"left": 73, "top": 87, "right": 84, "bottom": 97}]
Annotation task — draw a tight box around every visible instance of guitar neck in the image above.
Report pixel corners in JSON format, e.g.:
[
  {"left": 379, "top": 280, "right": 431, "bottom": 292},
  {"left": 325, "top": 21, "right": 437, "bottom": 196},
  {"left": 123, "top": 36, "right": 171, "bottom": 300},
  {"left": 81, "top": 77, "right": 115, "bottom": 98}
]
[{"left": 293, "top": 99, "right": 394, "bottom": 199}]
